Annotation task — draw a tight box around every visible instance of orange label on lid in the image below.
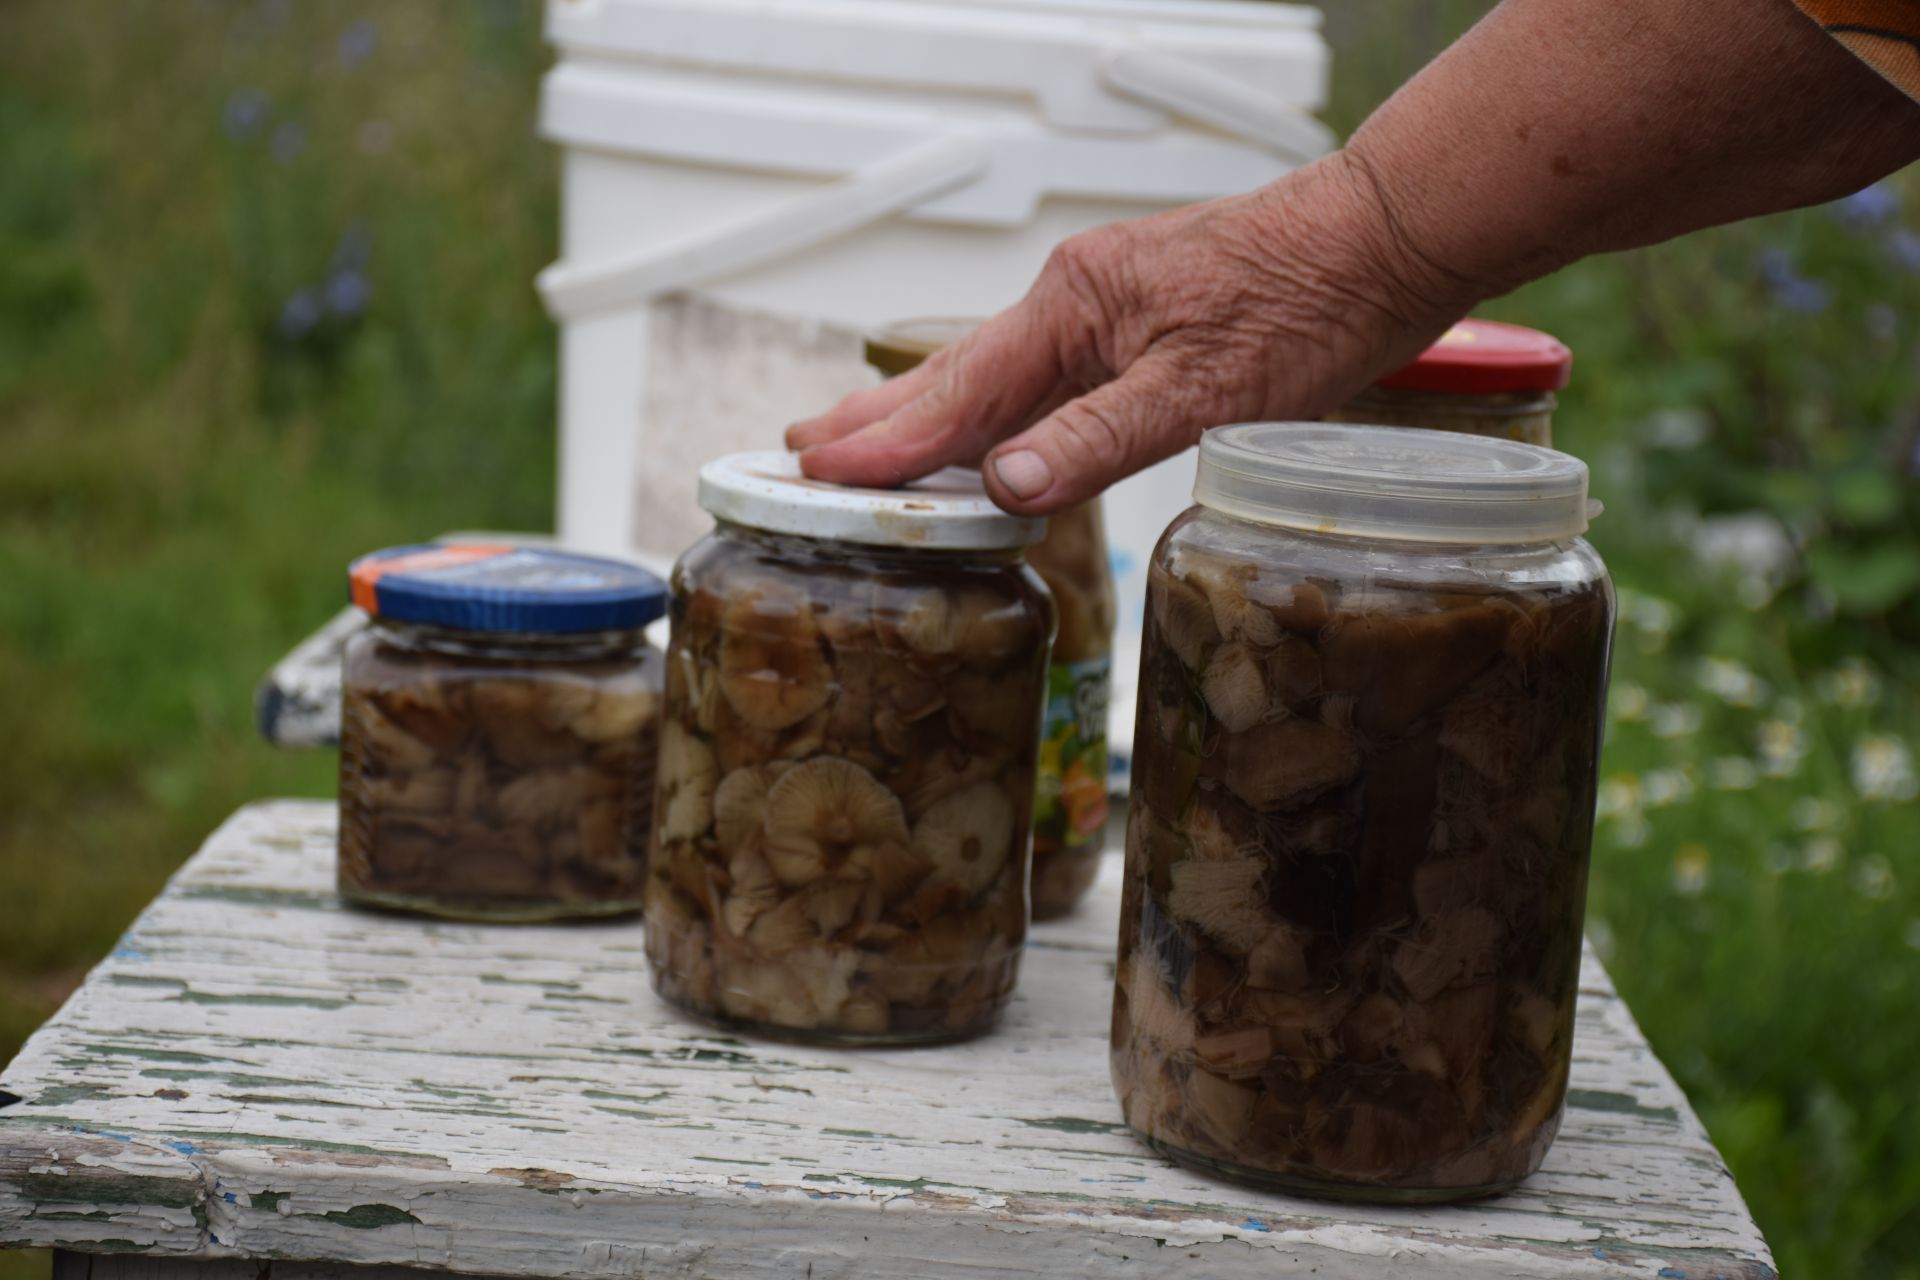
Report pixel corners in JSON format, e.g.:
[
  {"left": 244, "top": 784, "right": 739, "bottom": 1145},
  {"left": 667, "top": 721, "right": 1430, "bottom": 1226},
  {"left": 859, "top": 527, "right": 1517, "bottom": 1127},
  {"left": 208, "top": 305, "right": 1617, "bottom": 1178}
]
[{"left": 350, "top": 544, "right": 516, "bottom": 614}]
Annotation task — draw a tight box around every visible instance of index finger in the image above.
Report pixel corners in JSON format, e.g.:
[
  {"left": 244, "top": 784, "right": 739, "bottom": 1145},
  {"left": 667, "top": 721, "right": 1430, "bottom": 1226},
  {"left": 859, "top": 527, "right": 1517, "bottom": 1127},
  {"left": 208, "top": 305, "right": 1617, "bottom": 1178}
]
[{"left": 795, "top": 304, "right": 1070, "bottom": 489}]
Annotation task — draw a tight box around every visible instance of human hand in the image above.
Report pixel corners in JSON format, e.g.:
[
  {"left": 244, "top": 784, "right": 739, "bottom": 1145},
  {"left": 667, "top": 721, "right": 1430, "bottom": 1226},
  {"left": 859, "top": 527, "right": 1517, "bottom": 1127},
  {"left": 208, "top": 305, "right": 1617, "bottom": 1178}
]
[{"left": 786, "top": 154, "right": 1464, "bottom": 515}]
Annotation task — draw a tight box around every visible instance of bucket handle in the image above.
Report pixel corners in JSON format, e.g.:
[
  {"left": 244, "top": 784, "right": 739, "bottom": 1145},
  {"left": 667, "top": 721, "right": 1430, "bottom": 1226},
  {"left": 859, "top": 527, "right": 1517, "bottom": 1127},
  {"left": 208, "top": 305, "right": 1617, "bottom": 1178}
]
[
  {"left": 1099, "top": 46, "right": 1335, "bottom": 167},
  {"left": 537, "top": 133, "right": 990, "bottom": 322}
]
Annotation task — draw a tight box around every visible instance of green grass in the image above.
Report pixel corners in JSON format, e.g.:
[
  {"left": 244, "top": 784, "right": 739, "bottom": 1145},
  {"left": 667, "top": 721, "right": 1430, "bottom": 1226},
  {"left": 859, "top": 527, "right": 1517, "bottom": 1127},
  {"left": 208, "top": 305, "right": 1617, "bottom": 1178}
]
[{"left": 1, "top": 3, "right": 1916, "bottom": 1279}]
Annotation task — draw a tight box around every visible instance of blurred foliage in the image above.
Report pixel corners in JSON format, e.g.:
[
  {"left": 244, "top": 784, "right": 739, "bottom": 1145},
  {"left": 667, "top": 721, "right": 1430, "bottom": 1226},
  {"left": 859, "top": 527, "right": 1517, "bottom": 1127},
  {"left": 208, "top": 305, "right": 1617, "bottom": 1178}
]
[{"left": 0, "top": 2, "right": 1917, "bottom": 1279}]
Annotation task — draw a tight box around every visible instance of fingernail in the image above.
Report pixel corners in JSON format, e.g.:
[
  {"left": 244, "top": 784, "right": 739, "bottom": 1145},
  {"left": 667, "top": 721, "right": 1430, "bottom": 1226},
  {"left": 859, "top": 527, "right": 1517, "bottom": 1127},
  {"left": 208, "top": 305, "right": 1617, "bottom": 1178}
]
[{"left": 993, "top": 450, "right": 1052, "bottom": 500}]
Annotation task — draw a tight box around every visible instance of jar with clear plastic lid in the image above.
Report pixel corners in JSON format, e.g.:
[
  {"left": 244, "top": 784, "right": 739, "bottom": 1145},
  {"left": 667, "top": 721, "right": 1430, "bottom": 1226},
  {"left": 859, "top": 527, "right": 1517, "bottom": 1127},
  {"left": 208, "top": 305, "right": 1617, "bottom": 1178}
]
[
  {"left": 1326, "top": 319, "right": 1571, "bottom": 446},
  {"left": 646, "top": 452, "right": 1055, "bottom": 1045},
  {"left": 1113, "top": 423, "right": 1614, "bottom": 1202},
  {"left": 864, "top": 319, "right": 1118, "bottom": 920},
  {"left": 339, "top": 544, "right": 667, "bottom": 922}
]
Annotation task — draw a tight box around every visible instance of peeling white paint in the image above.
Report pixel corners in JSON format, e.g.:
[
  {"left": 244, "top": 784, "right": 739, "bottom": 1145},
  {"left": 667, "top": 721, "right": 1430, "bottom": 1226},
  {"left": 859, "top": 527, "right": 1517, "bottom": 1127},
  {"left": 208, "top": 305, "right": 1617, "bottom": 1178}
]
[{"left": 2, "top": 801, "right": 1774, "bottom": 1279}]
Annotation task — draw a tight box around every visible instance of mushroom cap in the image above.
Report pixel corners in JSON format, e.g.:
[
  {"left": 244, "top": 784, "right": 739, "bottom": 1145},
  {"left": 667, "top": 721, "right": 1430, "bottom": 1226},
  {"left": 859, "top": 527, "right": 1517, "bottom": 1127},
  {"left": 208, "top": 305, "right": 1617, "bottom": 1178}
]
[
  {"left": 1189, "top": 561, "right": 1282, "bottom": 649},
  {"left": 762, "top": 757, "right": 909, "bottom": 887},
  {"left": 720, "top": 844, "right": 781, "bottom": 938},
  {"left": 1117, "top": 949, "right": 1197, "bottom": 1057},
  {"left": 1149, "top": 565, "right": 1219, "bottom": 672},
  {"left": 891, "top": 587, "right": 1042, "bottom": 667},
  {"left": 1166, "top": 856, "right": 1271, "bottom": 954},
  {"left": 719, "top": 584, "right": 835, "bottom": 732},
  {"left": 713, "top": 762, "right": 790, "bottom": 853},
  {"left": 346, "top": 693, "right": 443, "bottom": 774},
  {"left": 910, "top": 781, "right": 1015, "bottom": 895},
  {"left": 1200, "top": 640, "right": 1270, "bottom": 732},
  {"left": 1218, "top": 716, "right": 1361, "bottom": 811},
  {"left": 655, "top": 722, "right": 718, "bottom": 845}
]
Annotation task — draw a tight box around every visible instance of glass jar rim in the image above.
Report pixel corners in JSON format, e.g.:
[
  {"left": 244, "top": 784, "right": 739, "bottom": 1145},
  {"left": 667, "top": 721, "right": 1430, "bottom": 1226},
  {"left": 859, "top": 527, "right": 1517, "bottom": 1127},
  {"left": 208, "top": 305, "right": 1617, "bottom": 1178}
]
[{"left": 1193, "top": 422, "right": 1600, "bottom": 545}]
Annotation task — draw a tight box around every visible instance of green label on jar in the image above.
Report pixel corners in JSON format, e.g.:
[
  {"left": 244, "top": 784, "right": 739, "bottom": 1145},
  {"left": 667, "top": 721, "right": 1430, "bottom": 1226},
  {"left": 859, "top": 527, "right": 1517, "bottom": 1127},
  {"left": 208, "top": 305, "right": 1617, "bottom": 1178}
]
[{"left": 1034, "top": 655, "right": 1111, "bottom": 853}]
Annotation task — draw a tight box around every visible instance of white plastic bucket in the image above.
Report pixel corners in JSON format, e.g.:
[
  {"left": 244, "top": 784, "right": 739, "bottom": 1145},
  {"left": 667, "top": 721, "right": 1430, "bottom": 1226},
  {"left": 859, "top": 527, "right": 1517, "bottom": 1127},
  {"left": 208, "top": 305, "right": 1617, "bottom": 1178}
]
[{"left": 538, "top": 0, "right": 1333, "bottom": 762}]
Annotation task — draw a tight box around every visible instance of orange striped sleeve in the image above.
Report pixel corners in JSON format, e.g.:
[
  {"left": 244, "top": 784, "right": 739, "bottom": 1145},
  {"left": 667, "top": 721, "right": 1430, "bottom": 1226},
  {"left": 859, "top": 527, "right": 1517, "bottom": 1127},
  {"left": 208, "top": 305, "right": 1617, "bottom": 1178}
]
[{"left": 1793, "top": 0, "right": 1920, "bottom": 101}]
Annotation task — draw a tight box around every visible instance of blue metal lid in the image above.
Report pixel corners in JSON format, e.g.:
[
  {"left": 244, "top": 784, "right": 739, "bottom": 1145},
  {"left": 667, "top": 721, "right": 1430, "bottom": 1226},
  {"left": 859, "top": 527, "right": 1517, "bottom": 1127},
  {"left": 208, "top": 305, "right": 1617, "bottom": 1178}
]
[{"left": 349, "top": 543, "right": 667, "bottom": 635}]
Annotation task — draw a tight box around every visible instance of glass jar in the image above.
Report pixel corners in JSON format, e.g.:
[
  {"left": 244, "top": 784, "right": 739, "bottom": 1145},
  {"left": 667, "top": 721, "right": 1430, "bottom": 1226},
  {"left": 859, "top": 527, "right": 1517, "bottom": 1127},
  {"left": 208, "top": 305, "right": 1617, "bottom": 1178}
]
[
  {"left": 338, "top": 544, "right": 667, "bottom": 922},
  {"left": 1023, "top": 502, "right": 1118, "bottom": 916},
  {"left": 646, "top": 453, "right": 1055, "bottom": 1045},
  {"left": 1113, "top": 424, "right": 1614, "bottom": 1202},
  {"left": 863, "top": 319, "right": 1117, "bottom": 919},
  {"left": 1326, "top": 319, "right": 1571, "bottom": 447}
]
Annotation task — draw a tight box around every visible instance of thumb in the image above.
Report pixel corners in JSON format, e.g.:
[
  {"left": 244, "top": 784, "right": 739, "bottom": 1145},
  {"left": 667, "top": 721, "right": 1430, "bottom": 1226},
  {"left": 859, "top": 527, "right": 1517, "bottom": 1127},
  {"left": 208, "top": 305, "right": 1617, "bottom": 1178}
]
[{"left": 981, "top": 350, "right": 1219, "bottom": 514}]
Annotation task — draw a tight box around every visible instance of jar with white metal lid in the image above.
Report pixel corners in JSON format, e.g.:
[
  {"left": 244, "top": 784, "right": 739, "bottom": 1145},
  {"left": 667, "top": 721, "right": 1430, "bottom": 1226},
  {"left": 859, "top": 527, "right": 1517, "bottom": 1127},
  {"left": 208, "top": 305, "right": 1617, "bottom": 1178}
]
[
  {"left": 646, "top": 452, "right": 1056, "bottom": 1045},
  {"left": 1113, "top": 423, "right": 1615, "bottom": 1201}
]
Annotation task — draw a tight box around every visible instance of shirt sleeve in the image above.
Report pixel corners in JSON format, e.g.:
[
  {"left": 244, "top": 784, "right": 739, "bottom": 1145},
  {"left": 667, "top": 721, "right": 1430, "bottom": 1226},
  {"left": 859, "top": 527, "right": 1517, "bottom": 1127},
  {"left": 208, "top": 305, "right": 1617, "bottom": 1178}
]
[{"left": 1792, "top": 0, "right": 1920, "bottom": 101}]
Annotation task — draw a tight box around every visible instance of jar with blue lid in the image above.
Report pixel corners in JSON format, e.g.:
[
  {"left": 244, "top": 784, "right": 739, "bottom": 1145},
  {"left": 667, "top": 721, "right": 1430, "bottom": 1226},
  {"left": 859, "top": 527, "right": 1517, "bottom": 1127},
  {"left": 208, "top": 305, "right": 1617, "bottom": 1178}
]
[{"left": 338, "top": 543, "right": 668, "bottom": 921}]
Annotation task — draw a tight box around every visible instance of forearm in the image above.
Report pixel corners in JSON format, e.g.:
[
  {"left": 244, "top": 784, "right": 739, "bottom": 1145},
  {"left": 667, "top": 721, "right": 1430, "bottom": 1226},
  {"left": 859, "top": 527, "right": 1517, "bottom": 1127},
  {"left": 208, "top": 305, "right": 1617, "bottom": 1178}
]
[
  {"left": 790, "top": 0, "right": 1919, "bottom": 511},
  {"left": 1340, "top": 0, "right": 1920, "bottom": 313}
]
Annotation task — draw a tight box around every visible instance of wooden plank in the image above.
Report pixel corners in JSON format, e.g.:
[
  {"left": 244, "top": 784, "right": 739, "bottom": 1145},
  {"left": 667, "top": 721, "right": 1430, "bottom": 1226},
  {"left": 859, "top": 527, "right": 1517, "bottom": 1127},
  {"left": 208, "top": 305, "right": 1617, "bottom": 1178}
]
[
  {"left": 255, "top": 607, "right": 364, "bottom": 748},
  {"left": 2, "top": 802, "right": 1774, "bottom": 1279}
]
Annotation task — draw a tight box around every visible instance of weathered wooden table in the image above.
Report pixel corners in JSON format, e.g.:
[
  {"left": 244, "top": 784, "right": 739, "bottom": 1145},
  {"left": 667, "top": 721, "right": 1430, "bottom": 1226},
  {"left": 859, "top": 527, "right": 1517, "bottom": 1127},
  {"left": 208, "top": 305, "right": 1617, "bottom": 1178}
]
[{"left": 1, "top": 801, "right": 1773, "bottom": 1279}]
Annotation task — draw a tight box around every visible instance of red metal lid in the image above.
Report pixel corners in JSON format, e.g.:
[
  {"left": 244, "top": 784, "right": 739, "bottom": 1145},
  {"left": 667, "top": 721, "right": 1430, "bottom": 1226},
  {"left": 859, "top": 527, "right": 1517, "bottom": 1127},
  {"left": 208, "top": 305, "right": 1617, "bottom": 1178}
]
[{"left": 1375, "top": 319, "right": 1572, "bottom": 395}]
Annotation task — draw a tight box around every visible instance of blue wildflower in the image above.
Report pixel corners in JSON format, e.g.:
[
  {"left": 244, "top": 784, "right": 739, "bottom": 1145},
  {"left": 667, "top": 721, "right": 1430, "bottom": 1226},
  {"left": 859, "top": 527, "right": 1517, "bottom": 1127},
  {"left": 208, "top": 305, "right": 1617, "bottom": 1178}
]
[
  {"left": 1776, "top": 277, "right": 1832, "bottom": 313},
  {"left": 330, "top": 224, "right": 372, "bottom": 273},
  {"left": 222, "top": 88, "right": 270, "bottom": 140},
  {"left": 325, "top": 270, "right": 371, "bottom": 318},
  {"left": 1756, "top": 248, "right": 1831, "bottom": 312},
  {"left": 1888, "top": 229, "right": 1920, "bottom": 274},
  {"left": 279, "top": 289, "right": 323, "bottom": 340},
  {"left": 338, "top": 19, "right": 377, "bottom": 69},
  {"left": 1831, "top": 182, "right": 1899, "bottom": 229},
  {"left": 270, "top": 121, "right": 306, "bottom": 165}
]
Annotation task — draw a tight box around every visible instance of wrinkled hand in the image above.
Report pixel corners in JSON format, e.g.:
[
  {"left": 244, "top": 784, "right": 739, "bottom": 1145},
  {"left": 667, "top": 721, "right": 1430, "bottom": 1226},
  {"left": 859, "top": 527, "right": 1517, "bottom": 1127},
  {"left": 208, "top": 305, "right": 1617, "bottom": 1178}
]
[{"left": 786, "top": 154, "right": 1464, "bottom": 515}]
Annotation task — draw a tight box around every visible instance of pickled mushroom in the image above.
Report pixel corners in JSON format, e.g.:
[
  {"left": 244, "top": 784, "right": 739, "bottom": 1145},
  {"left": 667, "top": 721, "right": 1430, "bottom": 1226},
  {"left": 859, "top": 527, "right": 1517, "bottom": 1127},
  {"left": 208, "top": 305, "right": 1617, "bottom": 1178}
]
[
  {"left": 719, "top": 585, "right": 834, "bottom": 731},
  {"left": 912, "top": 782, "right": 1014, "bottom": 895},
  {"left": 1219, "top": 717, "right": 1360, "bottom": 810},
  {"left": 762, "top": 757, "right": 908, "bottom": 887},
  {"left": 1200, "top": 641, "right": 1269, "bottom": 732},
  {"left": 339, "top": 631, "right": 660, "bottom": 921},
  {"left": 1150, "top": 568, "right": 1220, "bottom": 670},
  {"left": 713, "top": 763, "right": 788, "bottom": 853},
  {"left": 656, "top": 722, "right": 718, "bottom": 846}
]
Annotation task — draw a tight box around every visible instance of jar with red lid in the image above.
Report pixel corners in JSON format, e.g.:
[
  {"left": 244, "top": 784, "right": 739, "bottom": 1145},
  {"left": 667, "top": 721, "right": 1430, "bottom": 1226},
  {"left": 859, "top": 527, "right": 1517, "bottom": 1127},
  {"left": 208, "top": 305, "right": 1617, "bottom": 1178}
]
[
  {"left": 1327, "top": 320, "right": 1571, "bottom": 447},
  {"left": 863, "top": 319, "right": 1118, "bottom": 921}
]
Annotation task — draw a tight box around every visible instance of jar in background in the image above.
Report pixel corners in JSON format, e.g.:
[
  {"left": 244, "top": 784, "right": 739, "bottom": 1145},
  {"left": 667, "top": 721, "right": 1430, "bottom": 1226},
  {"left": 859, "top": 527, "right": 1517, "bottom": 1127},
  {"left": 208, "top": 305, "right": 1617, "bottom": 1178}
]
[
  {"left": 339, "top": 544, "right": 667, "bottom": 921},
  {"left": 864, "top": 319, "right": 1117, "bottom": 920},
  {"left": 646, "top": 453, "right": 1055, "bottom": 1045},
  {"left": 1327, "top": 319, "right": 1571, "bottom": 446},
  {"left": 1114, "top": 424, "right": 1613, "bottom": 1202}
]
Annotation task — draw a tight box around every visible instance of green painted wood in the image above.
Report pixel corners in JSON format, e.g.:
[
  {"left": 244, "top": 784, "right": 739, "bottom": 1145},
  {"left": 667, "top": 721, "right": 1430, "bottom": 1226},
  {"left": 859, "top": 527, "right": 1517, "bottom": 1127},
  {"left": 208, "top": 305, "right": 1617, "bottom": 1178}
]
[{"left": 2, "top": 802, "right": 1773, "bottom": 1279}]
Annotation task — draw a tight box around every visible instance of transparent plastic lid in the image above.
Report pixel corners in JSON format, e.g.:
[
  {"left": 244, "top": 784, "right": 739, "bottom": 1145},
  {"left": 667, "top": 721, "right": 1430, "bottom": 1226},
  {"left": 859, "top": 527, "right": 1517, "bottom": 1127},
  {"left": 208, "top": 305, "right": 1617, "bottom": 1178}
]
[
  {"left": 1193, "top": 422, "right": 1599, "bottom": 544},
  {"left": 699, "top": 451, "right": 1046, "bottom": 551}
]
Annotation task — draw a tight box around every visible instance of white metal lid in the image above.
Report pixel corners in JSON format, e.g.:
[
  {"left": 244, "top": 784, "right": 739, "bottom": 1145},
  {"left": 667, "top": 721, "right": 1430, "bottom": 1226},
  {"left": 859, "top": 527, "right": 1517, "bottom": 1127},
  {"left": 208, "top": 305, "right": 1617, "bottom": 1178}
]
[
  {"left": 698, "top": 452, "right": 1046, "bottom": 550},
  {"left": 1193, "top": 422, "right": 1600, "bottom": 544}
]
